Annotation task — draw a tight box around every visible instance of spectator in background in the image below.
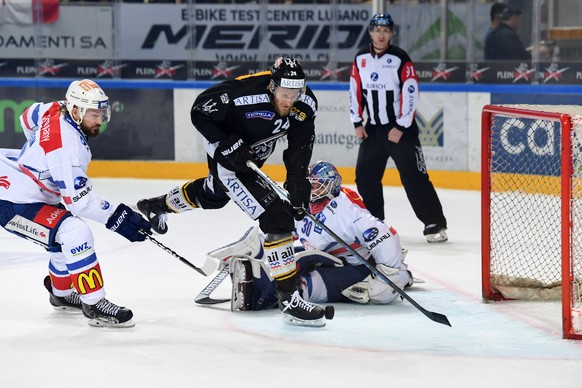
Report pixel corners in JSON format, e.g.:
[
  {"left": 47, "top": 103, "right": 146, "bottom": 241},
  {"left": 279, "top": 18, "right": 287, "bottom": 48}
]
[
  {"left": 485, "top": 3, "right": 549, "bottom": 61},
  {"left": 484, "top": 2, "right": 507, "bottom": 53}
]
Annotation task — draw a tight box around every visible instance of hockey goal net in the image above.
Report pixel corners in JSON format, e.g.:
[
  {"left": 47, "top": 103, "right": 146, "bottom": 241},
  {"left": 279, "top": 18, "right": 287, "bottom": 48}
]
[{"left": 482, "top": 104, "right": 582, "bottom": 340}]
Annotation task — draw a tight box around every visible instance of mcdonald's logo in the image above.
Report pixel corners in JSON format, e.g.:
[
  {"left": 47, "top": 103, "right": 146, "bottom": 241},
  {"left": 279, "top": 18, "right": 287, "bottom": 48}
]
[{"left": 76, "top": 268, "right": 104, "bottom": 294}]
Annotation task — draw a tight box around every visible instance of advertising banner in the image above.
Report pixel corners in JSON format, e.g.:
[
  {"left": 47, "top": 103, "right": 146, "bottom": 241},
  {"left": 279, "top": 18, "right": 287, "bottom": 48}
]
[
  {"left": 0, "top": 5, "right": 113, "bottom": 59},
  {"left": 119, "top": 3, "right": 371, "bottom": 62},
  {"left": 0, "top": 86, "right": 174, "bottom": 160}
]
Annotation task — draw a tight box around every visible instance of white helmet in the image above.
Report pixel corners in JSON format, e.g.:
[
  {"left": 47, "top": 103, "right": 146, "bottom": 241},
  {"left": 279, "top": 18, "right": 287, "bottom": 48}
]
[{"left": 65, "top": 79, "right": 111, "bottom": 124}]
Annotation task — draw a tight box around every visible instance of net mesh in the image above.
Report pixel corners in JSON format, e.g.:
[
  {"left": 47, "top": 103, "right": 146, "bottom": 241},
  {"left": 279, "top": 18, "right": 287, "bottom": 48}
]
[{"left": 486, "top": 104, "right": 582, "bottom": 336}]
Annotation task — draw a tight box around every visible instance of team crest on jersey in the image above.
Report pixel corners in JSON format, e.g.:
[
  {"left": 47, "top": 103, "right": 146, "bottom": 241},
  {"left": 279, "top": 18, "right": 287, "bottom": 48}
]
[
  {"left": 363, "top": 227, "right": 379, "bottom": 242},
  {"left": 201, "top": 99, "right": 218, "bottom": 114},
  {"left": 220, "top": 93, "right": 229, "bottom": 104},
  {"left": 245, "top": 111, "right": 275, "bottom": 120}
]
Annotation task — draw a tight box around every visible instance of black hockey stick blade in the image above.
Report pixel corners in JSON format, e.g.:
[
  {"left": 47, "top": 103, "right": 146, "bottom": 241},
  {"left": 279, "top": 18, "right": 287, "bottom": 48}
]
[
  {"left": 194, "top": 296, "right": 231, "bottom": 305},
  {"left": 426, "top": 311, "right": 451, "bottom": 327}
]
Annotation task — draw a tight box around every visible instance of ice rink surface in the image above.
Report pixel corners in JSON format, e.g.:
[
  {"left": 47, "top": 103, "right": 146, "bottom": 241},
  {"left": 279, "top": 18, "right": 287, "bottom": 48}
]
[{"left": 1, "top": 178, "right": 581, "bottom": 387}]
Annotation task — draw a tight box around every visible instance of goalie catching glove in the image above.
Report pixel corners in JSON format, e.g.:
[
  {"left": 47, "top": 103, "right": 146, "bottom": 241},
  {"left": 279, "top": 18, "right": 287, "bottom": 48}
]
[{"left": 106, "top": 204, "right": 152, "bottom": 242}]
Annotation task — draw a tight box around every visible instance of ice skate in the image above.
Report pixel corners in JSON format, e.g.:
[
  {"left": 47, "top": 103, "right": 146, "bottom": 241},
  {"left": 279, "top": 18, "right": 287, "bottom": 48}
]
[
  {"left": 44, "top": 275, "right": 82, "bottom": 313},
  {"left": 137, "top": 195, "right": 169, "bottom": 234},
  {"left": 50, "top": 292, "right": 83, "bottom": 312},
  {"left": 278, "top": 290, "right": 332, "bottom": 328},
  {"left": 230, "top": 259, "right": 254, "bottom": 312},
  {"left": 423, "top": 224, "right": 448, "bottom": 243},
  {"left": 82, "top": 298, "right": 135, "bottom": 328}
]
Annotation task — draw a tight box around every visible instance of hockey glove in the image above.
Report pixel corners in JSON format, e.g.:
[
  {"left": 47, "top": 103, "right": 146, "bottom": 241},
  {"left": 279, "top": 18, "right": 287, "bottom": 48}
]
[
  {"left": 215, "top": 135, "right": 254, "bottom": 173},
  {"left": 285, "top": 175, "right": 310, "bottom": 221},
  {"left": 106, "top": 204, "right": 152, "bottom": 242}
]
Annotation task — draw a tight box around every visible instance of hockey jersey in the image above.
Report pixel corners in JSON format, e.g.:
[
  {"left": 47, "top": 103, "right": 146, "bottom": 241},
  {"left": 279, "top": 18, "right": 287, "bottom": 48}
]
[
  {"left": 191, "top": 71, "right": 317, "bottom": 177},
  {"left": 0, "top": 101, "right": 116, "bottom": 224},
  {"left": 349, "top": 44, "right": 420, "bottom": 137},
  {"left": 294, "top": 187, "right": 403, "bottom": 269}
]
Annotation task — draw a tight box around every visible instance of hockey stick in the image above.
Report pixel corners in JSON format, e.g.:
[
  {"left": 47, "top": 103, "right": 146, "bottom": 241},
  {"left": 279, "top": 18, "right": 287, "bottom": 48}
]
[
  {"left": 139, "top": 231, "right": 215, "bottom": 276},
  {"left": 194, "top": 265, "right": 231, "bottom": 304},
  {"left": 246, "top": 161, "right": 452, "bottom": 327}
]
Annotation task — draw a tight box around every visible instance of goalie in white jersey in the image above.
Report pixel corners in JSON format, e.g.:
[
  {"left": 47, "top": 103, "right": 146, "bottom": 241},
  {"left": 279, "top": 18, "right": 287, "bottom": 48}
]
[
  {"left": 0, "top": 79, "right": 152, "bottom": 328},
  {"left": 223, "top": 161, "right": 413, "bottom": 311}
]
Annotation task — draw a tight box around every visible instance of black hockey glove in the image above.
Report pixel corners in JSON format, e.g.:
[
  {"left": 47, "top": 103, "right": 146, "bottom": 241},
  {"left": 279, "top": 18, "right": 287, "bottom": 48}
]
[
  {"left": 106, "top": 204, "right": 152, "bottom": 242},
  {"left": 215, "top": 135, "right": 254, "bottom": 173},
  {"left": 285, "top": 175, "right": 311, "bottom": 221}
]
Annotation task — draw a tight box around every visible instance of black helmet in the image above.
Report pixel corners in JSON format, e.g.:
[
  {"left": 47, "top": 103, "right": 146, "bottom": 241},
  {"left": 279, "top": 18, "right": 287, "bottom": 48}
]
[
  {"left": 369, "top": 13, "right": 394, "bottom": 30},
  {"left": 270, "top": 57, "right": 306, "bottom": 90}
]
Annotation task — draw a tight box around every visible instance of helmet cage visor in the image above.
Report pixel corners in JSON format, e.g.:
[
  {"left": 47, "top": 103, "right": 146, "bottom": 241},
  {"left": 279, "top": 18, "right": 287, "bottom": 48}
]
[
  {"left": 65, "top": 79, "right": 110, "bottom": 124},
  {"left": 307, "top": 162, "right": 342, "bottom": 202}
]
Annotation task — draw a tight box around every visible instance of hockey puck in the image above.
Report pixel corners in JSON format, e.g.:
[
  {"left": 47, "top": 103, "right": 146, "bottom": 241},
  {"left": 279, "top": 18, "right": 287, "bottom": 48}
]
[{"left": 324, "top": 305, "right": 334, "bottom": 320}]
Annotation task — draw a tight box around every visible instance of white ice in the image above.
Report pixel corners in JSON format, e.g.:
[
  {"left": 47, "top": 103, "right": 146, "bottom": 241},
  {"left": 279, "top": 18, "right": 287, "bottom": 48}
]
[{"left": 1, "top": 178, "right": 581, "bottom": 388}]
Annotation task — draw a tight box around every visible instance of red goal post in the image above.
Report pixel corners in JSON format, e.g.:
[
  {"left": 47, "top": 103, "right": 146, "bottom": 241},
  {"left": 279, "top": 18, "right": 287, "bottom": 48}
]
[{"left": 481, "top": 104, "right": 582, "bottom": 340}]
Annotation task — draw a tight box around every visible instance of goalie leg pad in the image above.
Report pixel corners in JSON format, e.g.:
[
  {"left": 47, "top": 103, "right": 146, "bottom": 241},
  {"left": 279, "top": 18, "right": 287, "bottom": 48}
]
[
  {"left": 342, "top": 265, "right": 412, "bottom": 304},
  {"left": 368, "top": 265, "right": 412, "bottom": 304},
  {"left": 294, "top": 250, "right": 344, "bottom": 276},
  {"left": 230, "top": 256, "right": 278, "bottom": 311},
  {"left": 206, "top": 226, "right": 263, "bottom": 270},
  {"left": 230, "top": 258, "right": 254, "bottom": 312}
]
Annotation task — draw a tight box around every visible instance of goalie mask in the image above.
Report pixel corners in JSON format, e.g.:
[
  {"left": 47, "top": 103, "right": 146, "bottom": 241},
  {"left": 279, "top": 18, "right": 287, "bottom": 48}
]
[
  {"left": 307, "top": 161, "right": 342, "bottom": 213},
  {"left": 65, "top": 79, "right": 111, "bottom": 125}
]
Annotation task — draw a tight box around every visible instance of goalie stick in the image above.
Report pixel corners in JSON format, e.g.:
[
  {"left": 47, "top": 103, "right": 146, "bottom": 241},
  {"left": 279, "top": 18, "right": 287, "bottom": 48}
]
[
  {"left": 194, "top": 265, "right": 231, "bottom": 305},
  {"left": 139, "top": 231, "right": 215, "bottom": 276},
  {"left": 246, "top": 160, "right": 452, "bottom": 327},
  {"left": 194, "top": 226, "right": 262, "bottom": 304}
]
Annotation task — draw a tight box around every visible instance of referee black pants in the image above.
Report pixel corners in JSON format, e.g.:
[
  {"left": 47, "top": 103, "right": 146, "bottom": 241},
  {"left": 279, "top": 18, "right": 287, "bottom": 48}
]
[{"left": 355, "top": 126, "right": 447, "bottom": 230}]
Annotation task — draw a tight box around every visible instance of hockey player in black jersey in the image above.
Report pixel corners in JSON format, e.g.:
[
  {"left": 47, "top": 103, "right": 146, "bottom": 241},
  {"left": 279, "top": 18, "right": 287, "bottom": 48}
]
[{"left": 137, "top": 57, "right": 331, "bottom": 327}]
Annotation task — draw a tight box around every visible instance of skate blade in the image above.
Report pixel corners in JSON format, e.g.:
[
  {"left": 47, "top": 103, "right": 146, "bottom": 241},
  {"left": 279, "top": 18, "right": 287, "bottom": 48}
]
[
  {"left": 52, "top": 305, "right": 82, "bottom": 314},
  {"left": 87, "top": 318, "right": 135, "bottom": 328},
  {"left": 282, "top": 314, "right": 326, "bottom": 328}
]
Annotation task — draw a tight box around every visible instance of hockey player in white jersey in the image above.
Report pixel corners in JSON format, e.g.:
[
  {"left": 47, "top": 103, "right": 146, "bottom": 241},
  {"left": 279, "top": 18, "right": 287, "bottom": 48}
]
[
  {"left": 222, "top": 161, "right": 413, "bottom": 312},
  {"left": 0, "top": 79, "right": 152, "bottom": 328}
]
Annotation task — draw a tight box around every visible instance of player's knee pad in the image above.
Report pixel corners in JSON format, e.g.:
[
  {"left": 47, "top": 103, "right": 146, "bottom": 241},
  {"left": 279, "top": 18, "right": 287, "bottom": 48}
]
[
  {"left": 183, "top": 178, "right": 229, "bottom": 210},
  {"left": 55, "top": 216, "right": 95, "bottom": 255}
]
